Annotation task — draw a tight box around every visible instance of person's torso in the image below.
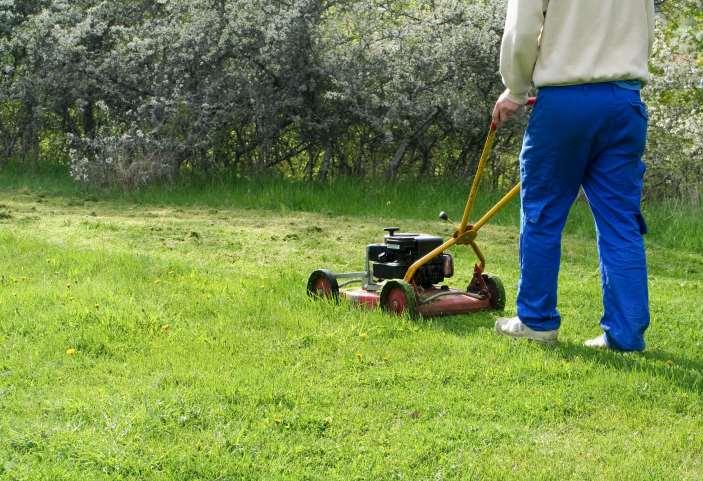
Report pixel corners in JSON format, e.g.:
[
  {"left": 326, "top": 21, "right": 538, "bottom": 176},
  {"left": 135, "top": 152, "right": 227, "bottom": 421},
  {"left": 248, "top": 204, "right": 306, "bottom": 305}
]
[{"left": 534, "top": 0, "right": 654, "bottom": 87}]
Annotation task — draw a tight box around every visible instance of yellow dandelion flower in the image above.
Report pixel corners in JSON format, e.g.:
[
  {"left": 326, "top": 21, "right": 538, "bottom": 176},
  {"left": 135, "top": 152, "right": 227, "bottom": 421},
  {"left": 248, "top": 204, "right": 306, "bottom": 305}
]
[{"left": 66, "top": 348, "right": 77, "bottom": 356}]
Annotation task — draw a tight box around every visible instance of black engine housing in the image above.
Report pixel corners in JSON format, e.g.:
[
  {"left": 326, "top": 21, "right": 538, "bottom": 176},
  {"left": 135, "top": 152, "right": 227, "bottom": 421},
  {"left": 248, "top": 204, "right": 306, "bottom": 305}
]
[{"left": 368, "top": 230, "right": 452, "bottom": 287}]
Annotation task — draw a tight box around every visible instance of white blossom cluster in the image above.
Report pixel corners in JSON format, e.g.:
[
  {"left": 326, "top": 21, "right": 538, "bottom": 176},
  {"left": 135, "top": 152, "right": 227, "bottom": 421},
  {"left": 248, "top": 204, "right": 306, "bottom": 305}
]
[{"left": 643, "top": 0, "right": 702, "bottom": 203}]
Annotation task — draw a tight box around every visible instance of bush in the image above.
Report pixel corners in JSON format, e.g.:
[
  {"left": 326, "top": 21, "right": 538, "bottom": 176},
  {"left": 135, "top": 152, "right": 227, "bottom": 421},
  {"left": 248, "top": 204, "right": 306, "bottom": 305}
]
[{"left": 0, "top": 0, "right": 699, "bottom": 201}]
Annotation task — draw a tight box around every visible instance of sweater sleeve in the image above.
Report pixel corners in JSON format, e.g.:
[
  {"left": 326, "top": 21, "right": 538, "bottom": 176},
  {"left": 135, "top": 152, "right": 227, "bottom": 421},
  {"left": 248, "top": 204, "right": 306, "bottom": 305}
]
[
  {"left": 499, "top": 0, "right": 548, "bottom": 104},
  {"left": 646, "top": 0, "right": 655, "bottom": 55}
]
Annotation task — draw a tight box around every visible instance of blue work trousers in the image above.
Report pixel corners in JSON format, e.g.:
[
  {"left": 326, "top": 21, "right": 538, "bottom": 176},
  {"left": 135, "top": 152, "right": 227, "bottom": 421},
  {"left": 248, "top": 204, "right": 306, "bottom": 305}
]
[{"left": 517, "top": 83, "right": 650, "bottom": 351}]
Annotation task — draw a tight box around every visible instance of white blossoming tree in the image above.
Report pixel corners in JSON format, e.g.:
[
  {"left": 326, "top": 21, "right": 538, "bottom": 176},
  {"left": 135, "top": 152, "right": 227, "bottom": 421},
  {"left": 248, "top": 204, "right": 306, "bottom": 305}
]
[{"left": 0, "top": 0, "right": 699, "bottom": 201}]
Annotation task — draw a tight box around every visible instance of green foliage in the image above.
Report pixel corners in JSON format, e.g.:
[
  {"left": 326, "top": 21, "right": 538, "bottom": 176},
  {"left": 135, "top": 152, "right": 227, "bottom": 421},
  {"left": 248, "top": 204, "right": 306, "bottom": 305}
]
[{"left": 0, "top": 1, "right": 699, "bottom": 202}]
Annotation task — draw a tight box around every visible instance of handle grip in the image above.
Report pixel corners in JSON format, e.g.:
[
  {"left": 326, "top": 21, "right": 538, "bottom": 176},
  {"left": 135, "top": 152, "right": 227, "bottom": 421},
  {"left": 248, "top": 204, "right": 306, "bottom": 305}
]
[{"left": 490, "top": 96, "right": 537, "bottom": 130}]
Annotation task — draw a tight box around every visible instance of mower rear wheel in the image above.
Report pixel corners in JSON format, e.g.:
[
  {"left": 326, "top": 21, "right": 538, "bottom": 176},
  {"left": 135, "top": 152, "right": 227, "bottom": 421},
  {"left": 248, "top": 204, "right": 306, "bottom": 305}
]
[
  {"left": 307, "top": 270, "right": 339, "bottom": 300},
  {"left": 482, "top": 273, "right": 506, "bottom": 310},
  {"left": 380, "top": 280, "right": 417, "bottom": 317}
]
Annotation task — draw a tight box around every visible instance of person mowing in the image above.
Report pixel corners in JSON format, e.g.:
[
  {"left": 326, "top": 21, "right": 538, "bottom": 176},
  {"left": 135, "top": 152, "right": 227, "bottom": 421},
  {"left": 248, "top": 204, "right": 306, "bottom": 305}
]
[{"left": 492, "top": 0, "right": 655, "bottom": 351}]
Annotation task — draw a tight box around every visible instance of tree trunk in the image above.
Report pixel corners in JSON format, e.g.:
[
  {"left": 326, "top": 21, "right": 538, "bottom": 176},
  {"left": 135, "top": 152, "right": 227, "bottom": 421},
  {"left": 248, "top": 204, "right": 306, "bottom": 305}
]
[
  {"left": 304, "top": 148, "right": 319, "bottom": 180},
  {"left": 60, "top": 103, "right": 77, "bottom": 136},
  {"left": 318, "top": 143, "right": 333, "bottom": 181},
  {"left": 353, "top": 132, "right": 366, "bottom": 177},
  {"left": 83, "top": 99, "right": 96, "bottom": 139},
  {"left": 21, "top": 98, "right": 40, "bottom": 163},
  {"left": 386, "top": 137, "right": 411, "bottom": 179},
  {"left": 0, "top": 119, "right": 18, "bottom": 162},
  {"left": 419, "top": 148, "right": 429, "bottom": 176},
  {"left": 386, "top": 107, "right": 440, "bottom": 179}
]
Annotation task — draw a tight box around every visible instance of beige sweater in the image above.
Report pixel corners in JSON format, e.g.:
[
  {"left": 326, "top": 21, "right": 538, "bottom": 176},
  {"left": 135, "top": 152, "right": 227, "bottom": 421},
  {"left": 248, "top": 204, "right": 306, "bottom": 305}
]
[{"left": 500, "top": 0, "right": 655, "bottom": 104}]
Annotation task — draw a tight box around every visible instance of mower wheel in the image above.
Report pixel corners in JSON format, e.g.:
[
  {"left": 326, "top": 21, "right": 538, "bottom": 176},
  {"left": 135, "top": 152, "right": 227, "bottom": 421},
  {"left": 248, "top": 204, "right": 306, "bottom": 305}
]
[
  {"left": 482, "top": 273, "right": 506, "bottom": 311},
  {"left": 380, "top": 280, "right": 417, "bottom": 317},
  {"left": 307, "top": 270, "right": 339, "bottom": 300}
]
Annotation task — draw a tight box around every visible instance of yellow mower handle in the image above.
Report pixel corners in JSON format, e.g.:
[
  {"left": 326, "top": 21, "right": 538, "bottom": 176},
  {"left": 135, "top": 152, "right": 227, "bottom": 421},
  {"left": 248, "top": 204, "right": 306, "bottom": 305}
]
[{"left": 403, "top": 97, "right": 536, "bottom": 284}]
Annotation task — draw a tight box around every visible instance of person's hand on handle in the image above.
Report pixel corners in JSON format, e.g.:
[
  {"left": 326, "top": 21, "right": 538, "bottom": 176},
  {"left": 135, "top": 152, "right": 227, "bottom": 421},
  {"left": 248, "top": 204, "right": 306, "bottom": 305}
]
[{"left": 492, "top": 90, "right": 523, "bottom": 129}]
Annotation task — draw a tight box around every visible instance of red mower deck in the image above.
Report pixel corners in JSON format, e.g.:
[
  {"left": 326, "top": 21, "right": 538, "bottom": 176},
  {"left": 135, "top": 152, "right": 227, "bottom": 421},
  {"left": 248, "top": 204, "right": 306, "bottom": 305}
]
[{"left": 342, "top": 287, "right": 491, "bottom": 317}]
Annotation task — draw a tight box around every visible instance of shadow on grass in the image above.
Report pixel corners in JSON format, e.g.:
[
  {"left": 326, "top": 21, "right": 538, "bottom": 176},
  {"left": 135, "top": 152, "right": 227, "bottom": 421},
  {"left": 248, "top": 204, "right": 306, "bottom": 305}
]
[
  {"left": 543, "top": 341, "right": 703, "bottom": 395},
  {"left": 421, "top": 311, "right": 497, "bottom": 336},
  {"left": 420, "top": 311, "right": 702, "bottom": 395}
]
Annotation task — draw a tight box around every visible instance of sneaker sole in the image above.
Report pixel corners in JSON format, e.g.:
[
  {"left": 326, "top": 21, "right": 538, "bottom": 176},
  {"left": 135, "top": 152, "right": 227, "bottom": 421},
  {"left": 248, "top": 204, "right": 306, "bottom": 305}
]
[{"left": 494, "top": 328, "right": 558, "bottom": 345}]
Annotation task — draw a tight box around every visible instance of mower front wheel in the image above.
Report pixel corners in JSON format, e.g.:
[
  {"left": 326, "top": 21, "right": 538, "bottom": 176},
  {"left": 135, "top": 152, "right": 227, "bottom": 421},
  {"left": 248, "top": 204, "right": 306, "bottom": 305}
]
[
  {"left": 380, "top": 280, "right": 418, "bottom": 317},
  {"left": 307, "top": 270, "right": 340, "bottom": 300}
]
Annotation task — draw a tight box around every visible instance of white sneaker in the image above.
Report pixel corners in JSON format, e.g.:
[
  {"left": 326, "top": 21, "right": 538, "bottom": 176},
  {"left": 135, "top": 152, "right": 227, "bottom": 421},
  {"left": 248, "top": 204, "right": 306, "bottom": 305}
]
[
  {"left": 494, "top": 316, "right": 558, "bottom": 344},
  {"left": 584, "top": 334, "right": 609, "bottom": 350}
]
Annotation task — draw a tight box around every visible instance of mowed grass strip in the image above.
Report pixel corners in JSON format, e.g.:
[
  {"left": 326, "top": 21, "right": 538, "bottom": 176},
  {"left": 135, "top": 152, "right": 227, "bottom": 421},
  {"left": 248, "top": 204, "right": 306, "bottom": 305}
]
[{"left": 0, "top": 180, "right": 701, "bottom": 480}]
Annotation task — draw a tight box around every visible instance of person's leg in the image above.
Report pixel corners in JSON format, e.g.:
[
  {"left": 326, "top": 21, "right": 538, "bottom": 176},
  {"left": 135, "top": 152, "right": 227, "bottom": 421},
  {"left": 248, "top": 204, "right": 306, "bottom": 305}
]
[
  {"left": 582, "top": 87, "right": 650, "bottom": 351},
  {"left": 515, "top": 85, "right": 602, "bottom": 332}
]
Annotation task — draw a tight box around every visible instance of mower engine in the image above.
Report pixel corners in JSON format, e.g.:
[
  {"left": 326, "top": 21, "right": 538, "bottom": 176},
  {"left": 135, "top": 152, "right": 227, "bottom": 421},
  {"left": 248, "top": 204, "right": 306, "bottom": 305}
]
[{"left": 368, "top": 227, "right": 453, "bottom": 288}]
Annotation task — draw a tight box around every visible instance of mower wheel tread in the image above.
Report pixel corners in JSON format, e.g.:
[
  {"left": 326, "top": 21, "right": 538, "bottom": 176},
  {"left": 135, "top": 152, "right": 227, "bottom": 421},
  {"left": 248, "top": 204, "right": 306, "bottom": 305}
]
[
  {"left": 307, "top": 269, "right": 340, "bottom": 300},
  {"left": 380, "top": 279, "right": 418, "bottom": 318},
  {"left": 482, "top": 273, "right": 506, "bottom": 311}
]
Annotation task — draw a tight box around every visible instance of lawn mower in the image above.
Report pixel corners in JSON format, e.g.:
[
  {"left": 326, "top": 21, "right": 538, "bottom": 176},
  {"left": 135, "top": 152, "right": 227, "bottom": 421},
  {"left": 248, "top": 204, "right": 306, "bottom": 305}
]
[{"left": 307, "top": 99, "right": 535, "bottom": 317}]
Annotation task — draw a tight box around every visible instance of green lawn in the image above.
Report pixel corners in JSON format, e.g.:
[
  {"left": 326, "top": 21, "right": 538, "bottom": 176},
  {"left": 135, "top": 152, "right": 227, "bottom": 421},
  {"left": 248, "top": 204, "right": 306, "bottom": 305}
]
[{"left": 0, "top": 173, "right": 702, "bottom": 480}]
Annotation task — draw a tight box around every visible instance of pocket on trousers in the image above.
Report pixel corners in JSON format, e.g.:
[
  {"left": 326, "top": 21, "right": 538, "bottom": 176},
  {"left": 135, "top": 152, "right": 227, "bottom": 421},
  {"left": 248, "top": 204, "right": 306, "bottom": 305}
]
[
  {"left": 625, "top": 101, "right": 649, "bottom": 157},
  {"left": 636, "top": 213, "right": 648, "bottom": 235},
  {"left": 524, "top": 202, "right": 545, "bottom": 224},
  {"left": 522, "top": 187, "right": 548, "bottom": 224}
]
